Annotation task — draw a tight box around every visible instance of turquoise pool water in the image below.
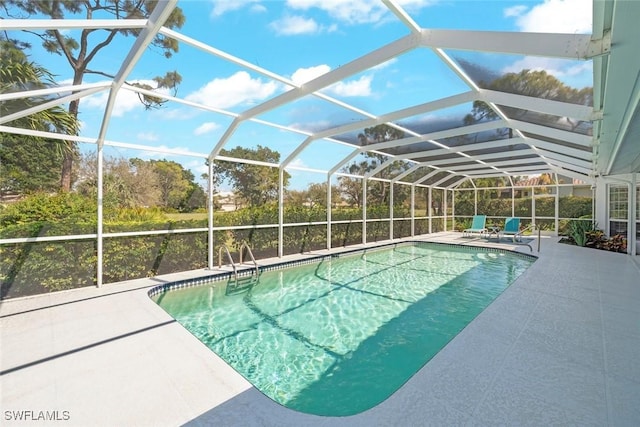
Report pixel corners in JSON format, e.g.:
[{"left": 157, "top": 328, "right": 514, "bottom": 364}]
[{"left": 152, "top": 243, "right": 534, "bottom": 416}]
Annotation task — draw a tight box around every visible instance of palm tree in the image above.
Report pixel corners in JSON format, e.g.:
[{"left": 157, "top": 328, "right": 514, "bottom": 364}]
[{"left": 0, "top": 39, "right": 79, "bottom": 192}]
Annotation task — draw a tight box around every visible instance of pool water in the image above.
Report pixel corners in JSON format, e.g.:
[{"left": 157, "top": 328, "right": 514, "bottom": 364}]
[{"left": 152, "top": 243, "right": 534, "bottom": 416}]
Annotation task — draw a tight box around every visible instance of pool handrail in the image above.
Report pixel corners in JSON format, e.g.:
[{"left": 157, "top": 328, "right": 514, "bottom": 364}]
[
  {"left": 218, "top": 245, "right": 238, "bottom": 281},
  {"left": 239, "top": 241, "right": 259, "bottom": 277}
]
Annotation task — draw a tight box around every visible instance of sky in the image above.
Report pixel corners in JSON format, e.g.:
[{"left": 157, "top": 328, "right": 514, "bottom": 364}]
[{"left": 11, "top": 0, "right": 594, "bottom": 190}]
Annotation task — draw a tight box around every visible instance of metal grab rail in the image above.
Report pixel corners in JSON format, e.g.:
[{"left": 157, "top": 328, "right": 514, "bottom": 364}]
[
  {"left": 218, "top": 245, "right": 238, "bottom": 282},
  {"left": 537, "top": 226, "right": 541, "bottom": 253},
  {"left": 239, "top": 241, "right": 259, "bottom": 277}
]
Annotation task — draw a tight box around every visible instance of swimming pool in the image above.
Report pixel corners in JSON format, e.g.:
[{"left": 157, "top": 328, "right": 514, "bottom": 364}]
[{"left": 151, "top": 242, "right": 534, "bottom": 416}]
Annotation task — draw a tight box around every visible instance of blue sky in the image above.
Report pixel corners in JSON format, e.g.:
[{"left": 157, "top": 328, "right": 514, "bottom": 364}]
[{"left": 15, "top": 0, "right": 593, "bottom": 190}]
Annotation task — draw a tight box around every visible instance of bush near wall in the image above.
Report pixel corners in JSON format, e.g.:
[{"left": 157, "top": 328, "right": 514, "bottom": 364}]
[
  {"left": 102, "top": 221, "right": 215, "bottom": 283},
  {"left": 414, "top": 219, "right": 429, "bottom": 235},
  {"left": 0, "top": 239, "right": 96, "bottom": 299},
  {"left": 559, "top": 197, "right": 592, "bottom": 221},
  {"left": 393, "top": 219, "right": 412, "bottom": 239}
]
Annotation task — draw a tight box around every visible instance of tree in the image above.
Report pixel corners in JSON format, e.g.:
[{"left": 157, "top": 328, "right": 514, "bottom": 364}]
[
  {"left": 285, "top": 183, "right": 341, "bottom": 208},
  {"left": 0, "top": 38, "right": 79, "bottom": 196},
  {"left": 76, "top": 156, "right": 204, "bottom": 212},
  {"left": 125, "top": 158, "right": 204, "bottom": 212},
  {"left": 76, "top": 155, "right": 161, "bottom": 210},
  {"left": 2, "top": 1, "right": 186, "bottom": 191},
  {"left": 0, "top": 134, "right": 64, "bottom": 196},
  {"left": 338, "top": 159, "right": 366, "bottom": 208},
  {"left": 213, "top": 146, "right": 289, "bottom": 207},
  {"left": 338, "top": 124, "right": 408, "bottom": 207},
  {"left": 307, "top": 182, "right": 341, "bottom": 208},
  {"left": 464, "top": 69, "right": 593, "bottom": 135},
  {"left": 284, "top": 189, "right": 309, "bottom": 206}
]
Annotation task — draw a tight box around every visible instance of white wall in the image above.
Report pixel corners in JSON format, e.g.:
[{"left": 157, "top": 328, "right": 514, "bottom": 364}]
[{"left": 595, "top": 174, "right": 638, "bottom": 256}]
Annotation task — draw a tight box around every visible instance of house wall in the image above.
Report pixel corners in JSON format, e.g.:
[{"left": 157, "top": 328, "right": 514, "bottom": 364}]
[{"left": 595, "top": 174, "right": 639, "bottom": 256}]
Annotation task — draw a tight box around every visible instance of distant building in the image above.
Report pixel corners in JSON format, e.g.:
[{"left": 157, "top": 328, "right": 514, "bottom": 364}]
[
  {"left": 512, "top": 175, "right": 592, "bottom": 198},
  {"left": 214, "top": 191, "right": 240, "bottom": 211}
]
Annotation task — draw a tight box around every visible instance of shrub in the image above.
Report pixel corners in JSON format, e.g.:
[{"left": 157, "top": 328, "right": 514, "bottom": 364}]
[
  {"left": 0, "top": 192, "right": 96, "bottom": 228},
  {"left": 585, "top": 230, "right": 627, "bottom": 253},
  {"left": 559, "top": 196, "right": 592, "bottom": 219},
  {"left": 108, "top": 206, "right": 166, "bottom": 222},
  {"left": 567, "top": 219, "right": 595, "bottom": 246},
  {"left": 455, "top": 218, "right": 472, "bottom": 232}
]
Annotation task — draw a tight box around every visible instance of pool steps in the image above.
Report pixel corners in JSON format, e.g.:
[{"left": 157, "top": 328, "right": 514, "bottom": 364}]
[
  {"left": 218, "top": 242, "right": 260, "bottom": 293},
  {"left": 239, "top": 241, "right": 260, "bottom": 277},
  {"left": 217, "top": 245, "right": 238, "bottom": 281}
]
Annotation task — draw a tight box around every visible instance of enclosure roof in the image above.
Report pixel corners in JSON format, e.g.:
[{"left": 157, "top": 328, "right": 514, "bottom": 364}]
[{"left": 1, "top": 0, "right": 639, "bottom": 189}]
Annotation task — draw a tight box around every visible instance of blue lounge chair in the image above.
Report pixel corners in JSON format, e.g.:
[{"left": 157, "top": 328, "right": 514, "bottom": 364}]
[
  {"left": 501, "top": 217, "right": 524, "bottom": 242},
  {"left": 463, "top": 215, "right": 487, "bottom": 237}
]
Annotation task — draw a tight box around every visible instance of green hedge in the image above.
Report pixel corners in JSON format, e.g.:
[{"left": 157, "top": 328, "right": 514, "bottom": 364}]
[
  {"left": 455, "top": 196, "right": 592, "bottom": 225},
  {"left": 0, "top": 219, "right": 216, "bottom": 299},
  {"left": 1, "top": 204, "right": 368, "bottom": 298},
  {"left": 0, "top": 194, "right": 595, "bottom": 299},
  {"left": 393, "top": 219, "right": 412, "bottom": 239},
  {"left": 0, "top": 239, "right": 96, "bottom": 299}
]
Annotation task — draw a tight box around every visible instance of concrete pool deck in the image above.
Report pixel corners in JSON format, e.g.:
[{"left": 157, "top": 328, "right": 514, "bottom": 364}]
[{"left": 1, "top": 233, "right": 639, "bottom": 426}]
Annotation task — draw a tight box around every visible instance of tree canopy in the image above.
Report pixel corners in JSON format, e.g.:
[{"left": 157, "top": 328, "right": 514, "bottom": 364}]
[
  {"left": 339, "top": 125, "right": 409, "bottom": 207},
  {"left": 1, "top": 0, "right": 186, "bottom": 190},
  {"left": 464, "top": 69, "right": 593, "bottom": 134},
  {"left": 0, "top": 38, "right": 79, "bottom": 197},
  {"left": 213, "top": 146, "right": 289, "bottom": 208},
  {"left": 76, "top": 156, "right": 205, "bottom": 213},
  {"left": 284, "top": 182, "right": 341, "bottom": 208}
]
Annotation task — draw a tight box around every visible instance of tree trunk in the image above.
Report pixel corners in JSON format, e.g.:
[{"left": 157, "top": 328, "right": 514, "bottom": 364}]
[
  {"left": 60, "top": 153, "right": 73, "bottom": 191},
  {"left": 60, "top": 77, "right": 82, "bottom": 192}
]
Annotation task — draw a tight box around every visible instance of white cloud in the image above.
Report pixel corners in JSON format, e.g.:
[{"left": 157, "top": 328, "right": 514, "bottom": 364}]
[
  {"left": 194, "top": 122, "right": 220, "bottom": 136},
  {"left": 291, "top": 65, "right": 372, "bottom": 96},
  {"left": 288, "top": 158, "right": 308, "bottom": 169},
  {"left": 506, "top": 0, "right": 592, "bottom": 33},
  {"left": 326, "top": 75, "right": 372, "bottom": 97},
  {"left": 249, "top": 4, "right": 267, "bottom": 13},
  {"left": 158, "top": 108, "right": 199, "bottom": 121},
  {"left": 291, "top": 65, "right": 331, "bottom": 85},
  {"left": 136, "top": 132, "right": 159, "bottom": 142},
  {"left": 211, "top": 0, "right": 261, "bottom": 17},
  {"left": 55, "top": 78, "right": 74, "bottom": 87},
  {"left": 504, "top": 5, "right": 528, "bottom": 18},
  {"left": 138, "top": 145, "right": 197, "bottom": 159},
  {"left": 371, "top": 58, "right": 398, "bottom": 71},
  {"left": 288, "top": 119, "right": 332, "bottom": 133},
  {"left": 286, "top": 0, "right": 387, "bottom": 24},
  {"left": 270, "top": 15, "right": 320, "bottom": 35},
  {"left": 185, "top": 71, "right": 280, "bottom": 109},
  {"left": 77, "top": 120, "right": 87, "bottom": 133},
  {"left": 286, "top": 0, "right": 434, "bottom": 25},
  {"left": 563, "top": 61, "right": 592, "bottom": 77},
  {"left": 186, "top": 159, "right": 209, "bottom": 177}
]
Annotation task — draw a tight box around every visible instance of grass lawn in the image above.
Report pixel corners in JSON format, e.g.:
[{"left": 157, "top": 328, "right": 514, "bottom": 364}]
[{"left": 164, "top": 212, "right": 208, "bottom": 221}]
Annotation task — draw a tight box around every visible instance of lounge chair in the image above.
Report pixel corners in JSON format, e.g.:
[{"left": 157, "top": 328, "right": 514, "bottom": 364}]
[
  {"left": 500, "top": 217, "right": 532, "bottom": 242},
  {"left": 463, "top": 215, "right": 487, "bottom": 237}
]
